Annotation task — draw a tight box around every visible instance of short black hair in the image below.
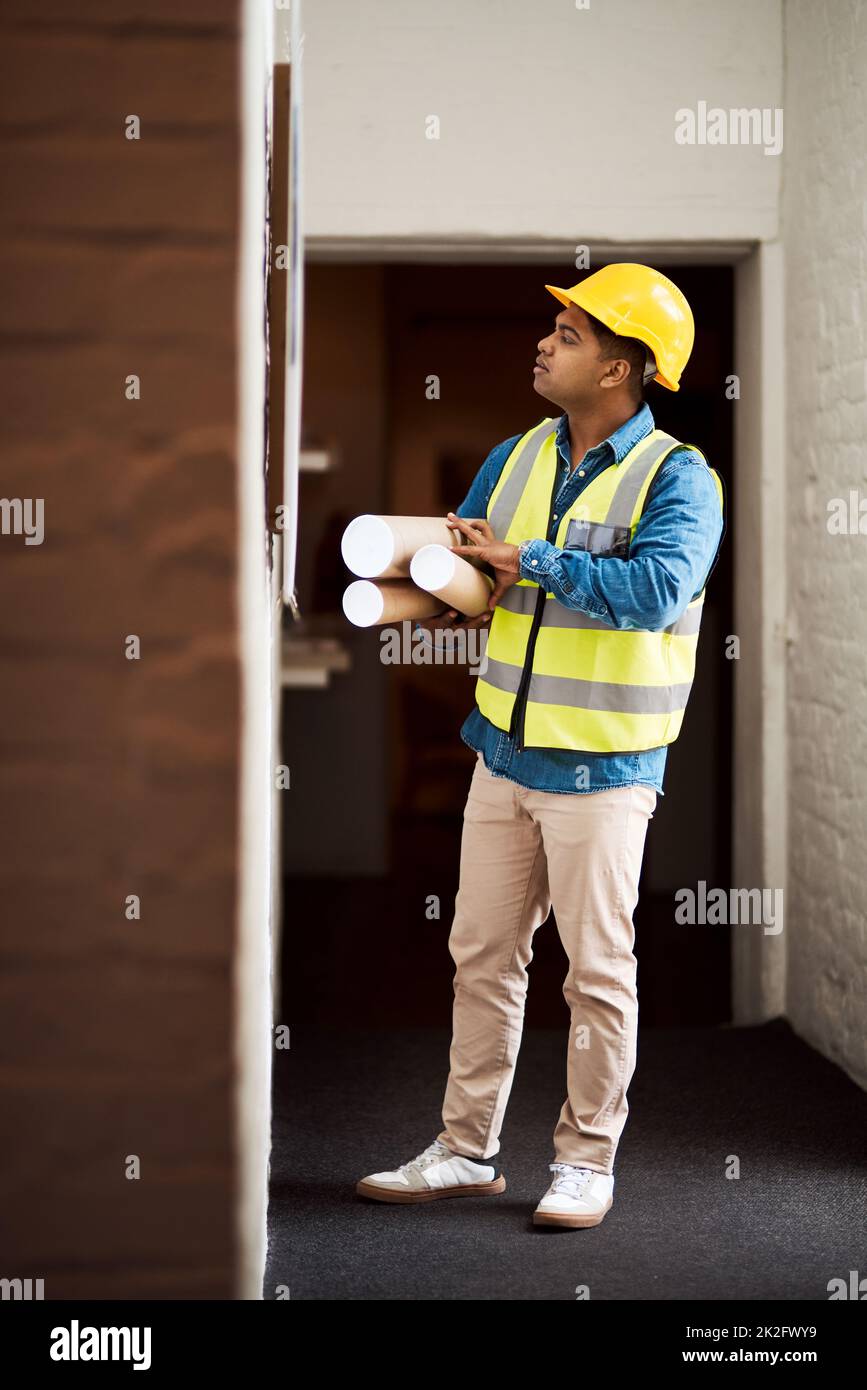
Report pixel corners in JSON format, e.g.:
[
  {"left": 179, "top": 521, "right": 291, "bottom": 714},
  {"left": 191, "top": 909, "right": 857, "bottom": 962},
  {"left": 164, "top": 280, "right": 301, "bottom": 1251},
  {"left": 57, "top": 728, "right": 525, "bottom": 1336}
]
[{"left": 584, "top": 312, "right": 648, "bottom": 403}]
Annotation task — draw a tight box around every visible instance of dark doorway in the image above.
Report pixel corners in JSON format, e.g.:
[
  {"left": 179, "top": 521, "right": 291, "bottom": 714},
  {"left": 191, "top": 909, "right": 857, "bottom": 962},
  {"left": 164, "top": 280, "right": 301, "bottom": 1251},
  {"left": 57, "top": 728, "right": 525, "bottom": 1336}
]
[{"left": 282, "top": 260, "right": 733, "bottom": 1029}]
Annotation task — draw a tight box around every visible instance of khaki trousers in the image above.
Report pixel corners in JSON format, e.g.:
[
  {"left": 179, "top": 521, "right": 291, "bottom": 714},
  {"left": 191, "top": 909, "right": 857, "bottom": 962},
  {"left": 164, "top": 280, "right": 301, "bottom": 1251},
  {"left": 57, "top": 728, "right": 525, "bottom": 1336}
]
[{"left": 437, "top": 753, "right": 657, "bottom": 1175}]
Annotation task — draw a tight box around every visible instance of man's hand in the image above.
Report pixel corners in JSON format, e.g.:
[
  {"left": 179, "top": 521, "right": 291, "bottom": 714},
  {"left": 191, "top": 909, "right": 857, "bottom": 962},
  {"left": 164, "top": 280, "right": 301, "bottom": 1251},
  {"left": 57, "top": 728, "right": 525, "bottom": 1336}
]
[
  {"left": 416, "top": 605, "right": 492, "bottom": 636},
  {"left": 445, "top": 513, "right": 522, "bottom": 609}
]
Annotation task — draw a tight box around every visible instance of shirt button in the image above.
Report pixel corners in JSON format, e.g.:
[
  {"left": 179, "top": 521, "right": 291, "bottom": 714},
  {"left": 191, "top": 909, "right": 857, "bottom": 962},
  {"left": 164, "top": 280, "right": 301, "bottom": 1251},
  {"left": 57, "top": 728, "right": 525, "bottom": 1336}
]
[
  {"left": 530, "top": 559, "right": 538, "bottom": 566},
  {"left": 552, "top": 513, "right": 558, "bottom": 520},
  {"left": 578, "top": 469, "right": 586, "bottom": 476}
]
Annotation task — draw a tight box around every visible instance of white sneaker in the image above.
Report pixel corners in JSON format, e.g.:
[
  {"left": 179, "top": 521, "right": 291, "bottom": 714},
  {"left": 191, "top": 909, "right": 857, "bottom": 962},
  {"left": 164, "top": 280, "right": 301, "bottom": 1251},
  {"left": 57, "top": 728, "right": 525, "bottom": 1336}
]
[
  {"left": 356, "top": 1139, "right": 506, "bottom": 1204},
  {"left": 533, "top": 1162, "right": 614, "bottom": 1228}
]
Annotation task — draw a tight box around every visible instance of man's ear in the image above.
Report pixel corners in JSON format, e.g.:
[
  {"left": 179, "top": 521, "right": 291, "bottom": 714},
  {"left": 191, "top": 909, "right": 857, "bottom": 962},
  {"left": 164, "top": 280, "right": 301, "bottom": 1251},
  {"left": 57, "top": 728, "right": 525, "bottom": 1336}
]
[{"left": 599, "top": 357, "right": 632, "bottom": 391}]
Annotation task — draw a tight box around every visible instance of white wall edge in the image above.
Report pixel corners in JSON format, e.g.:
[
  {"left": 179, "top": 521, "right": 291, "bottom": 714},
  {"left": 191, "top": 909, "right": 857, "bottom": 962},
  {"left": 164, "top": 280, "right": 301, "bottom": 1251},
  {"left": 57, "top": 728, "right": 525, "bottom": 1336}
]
[
  {"left": 233, "top": 0, "right": 274, "bottom": 1301},
  {"left": 733, "top": 241, "right": 788, "bottom": 1022}
]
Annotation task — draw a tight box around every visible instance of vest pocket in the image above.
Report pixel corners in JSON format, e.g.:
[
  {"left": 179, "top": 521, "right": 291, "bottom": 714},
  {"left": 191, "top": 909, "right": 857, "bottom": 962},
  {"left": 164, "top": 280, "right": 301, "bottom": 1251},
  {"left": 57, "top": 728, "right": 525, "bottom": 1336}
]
[{"left": 564, "top": 518, "right": 631, "bottom": 558}]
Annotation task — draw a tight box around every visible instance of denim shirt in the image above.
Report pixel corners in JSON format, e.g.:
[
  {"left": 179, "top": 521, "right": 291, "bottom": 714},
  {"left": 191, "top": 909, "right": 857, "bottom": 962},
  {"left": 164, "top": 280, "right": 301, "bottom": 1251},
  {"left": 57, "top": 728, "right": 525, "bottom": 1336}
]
[{"left": 457, "top": 402, "right": 725, "bottom": 797}]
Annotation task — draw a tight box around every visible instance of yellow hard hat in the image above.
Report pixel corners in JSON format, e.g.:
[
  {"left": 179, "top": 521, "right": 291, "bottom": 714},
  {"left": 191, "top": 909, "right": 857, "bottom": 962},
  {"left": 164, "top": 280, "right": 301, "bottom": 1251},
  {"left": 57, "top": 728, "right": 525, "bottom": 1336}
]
[{"left": 544, "top": 263, "right": 695, "bottom": 392}]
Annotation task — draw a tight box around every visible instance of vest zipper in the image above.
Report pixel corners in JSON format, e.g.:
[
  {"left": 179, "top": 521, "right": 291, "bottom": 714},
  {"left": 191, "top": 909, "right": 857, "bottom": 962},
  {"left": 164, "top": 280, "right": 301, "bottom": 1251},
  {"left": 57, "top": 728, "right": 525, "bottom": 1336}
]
[{"left": 509, "top": 467, "right": 561, "bottom": 753}]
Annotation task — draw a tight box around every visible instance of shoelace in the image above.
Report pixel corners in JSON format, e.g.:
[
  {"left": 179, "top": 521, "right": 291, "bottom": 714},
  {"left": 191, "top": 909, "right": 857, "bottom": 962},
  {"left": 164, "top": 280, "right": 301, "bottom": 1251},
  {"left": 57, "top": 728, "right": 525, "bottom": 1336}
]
[
  {"left": 548, "top": 1162, "right": 595, "bottom": 1198},
  {"left": 398, "top": 1140, "right": 451, "bottom": 1173}
]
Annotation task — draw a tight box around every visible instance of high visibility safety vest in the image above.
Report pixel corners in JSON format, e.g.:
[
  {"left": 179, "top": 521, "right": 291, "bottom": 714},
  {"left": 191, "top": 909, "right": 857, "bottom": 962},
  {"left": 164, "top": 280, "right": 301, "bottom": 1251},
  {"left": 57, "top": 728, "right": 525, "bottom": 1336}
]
[{"left": 475, "top": 417, "right": 725, "bottom": 753}]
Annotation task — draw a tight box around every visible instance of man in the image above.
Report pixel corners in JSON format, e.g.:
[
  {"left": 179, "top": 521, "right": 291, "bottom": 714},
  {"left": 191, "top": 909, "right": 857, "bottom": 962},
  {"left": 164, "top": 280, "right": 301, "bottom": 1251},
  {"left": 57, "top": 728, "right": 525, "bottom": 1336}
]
[{"left": 356, "top": 264, "right": 726, "bottom": 1228}]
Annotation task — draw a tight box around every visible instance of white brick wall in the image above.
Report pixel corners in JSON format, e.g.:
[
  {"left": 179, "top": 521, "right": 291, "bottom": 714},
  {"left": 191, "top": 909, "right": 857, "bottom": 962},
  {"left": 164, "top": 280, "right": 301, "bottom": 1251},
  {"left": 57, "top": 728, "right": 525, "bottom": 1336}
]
[{"left": 783, "top": 0, "right": 867, "bottom": 1086}]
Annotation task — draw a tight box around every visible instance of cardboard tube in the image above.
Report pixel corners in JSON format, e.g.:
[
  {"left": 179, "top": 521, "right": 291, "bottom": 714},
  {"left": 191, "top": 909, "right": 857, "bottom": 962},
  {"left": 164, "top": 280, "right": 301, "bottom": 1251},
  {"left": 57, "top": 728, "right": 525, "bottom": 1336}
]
[
  {"left": 410, "top": 544, "right": 494, "bottom": 617},
  {"left": 342, "top": 578, "right": 445, "bottom": 628},
  {"left": 341, "top": 514, "right": 465, "bottom": 579}
]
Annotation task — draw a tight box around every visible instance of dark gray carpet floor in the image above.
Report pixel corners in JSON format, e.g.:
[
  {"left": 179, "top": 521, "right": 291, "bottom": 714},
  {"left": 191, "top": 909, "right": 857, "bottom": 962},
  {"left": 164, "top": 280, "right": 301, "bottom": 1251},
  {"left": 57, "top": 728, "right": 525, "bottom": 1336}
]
[{"left": 265, "top": 1019, "right": 867, "bottom": 1301}]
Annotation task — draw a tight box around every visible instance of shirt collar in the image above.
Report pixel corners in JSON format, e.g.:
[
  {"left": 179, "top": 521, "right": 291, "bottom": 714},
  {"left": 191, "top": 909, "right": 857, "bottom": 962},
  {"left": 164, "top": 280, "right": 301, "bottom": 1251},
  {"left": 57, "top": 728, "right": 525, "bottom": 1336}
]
[{"left": 555, "top": 401, "right": 654, "bottom": 466}]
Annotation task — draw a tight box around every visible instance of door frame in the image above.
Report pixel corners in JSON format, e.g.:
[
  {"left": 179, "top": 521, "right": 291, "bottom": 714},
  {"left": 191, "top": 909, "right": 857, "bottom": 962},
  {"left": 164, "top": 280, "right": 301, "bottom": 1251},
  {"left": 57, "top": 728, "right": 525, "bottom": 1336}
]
[{"left": 304, "top": 235, "right": 788, "bottom": 1026}]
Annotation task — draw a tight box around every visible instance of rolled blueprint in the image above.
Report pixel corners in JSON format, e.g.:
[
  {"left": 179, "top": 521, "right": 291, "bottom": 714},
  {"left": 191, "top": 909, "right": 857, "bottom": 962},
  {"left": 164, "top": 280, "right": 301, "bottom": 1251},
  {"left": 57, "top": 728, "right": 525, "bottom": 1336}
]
[
  {"left": 342, "top": 578, "right": 445, "bottom": 628},
  {"left": 341, "top": 514, "right": 465, "bottom": 580},
  {"left": 410, "top": 543, "right": 494, "bottom": 617}
]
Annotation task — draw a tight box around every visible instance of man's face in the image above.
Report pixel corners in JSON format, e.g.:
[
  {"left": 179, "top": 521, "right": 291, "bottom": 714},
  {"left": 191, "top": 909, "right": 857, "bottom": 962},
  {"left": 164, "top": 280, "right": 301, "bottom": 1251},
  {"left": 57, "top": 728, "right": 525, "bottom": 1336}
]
[{"left": 532, "top": 302, "right": 612, "bottom": 408}]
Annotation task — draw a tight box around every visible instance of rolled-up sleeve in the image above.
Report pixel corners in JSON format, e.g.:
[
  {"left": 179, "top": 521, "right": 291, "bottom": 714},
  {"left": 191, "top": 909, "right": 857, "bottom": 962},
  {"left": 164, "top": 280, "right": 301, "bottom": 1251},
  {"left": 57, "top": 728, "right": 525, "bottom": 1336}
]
[{"left": 517, "top": 455, "right": 725, "bottom": 630}]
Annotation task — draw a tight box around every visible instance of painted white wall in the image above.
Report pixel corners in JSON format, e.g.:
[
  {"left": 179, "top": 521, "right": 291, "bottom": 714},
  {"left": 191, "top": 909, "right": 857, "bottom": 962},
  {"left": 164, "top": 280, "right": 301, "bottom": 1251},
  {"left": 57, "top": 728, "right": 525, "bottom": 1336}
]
[
  {"left": 301, "top": 0, "right": 782, "bottom": 246},
  {"left": 782, "top": 0, "right": 867, "bottom": 1089}
]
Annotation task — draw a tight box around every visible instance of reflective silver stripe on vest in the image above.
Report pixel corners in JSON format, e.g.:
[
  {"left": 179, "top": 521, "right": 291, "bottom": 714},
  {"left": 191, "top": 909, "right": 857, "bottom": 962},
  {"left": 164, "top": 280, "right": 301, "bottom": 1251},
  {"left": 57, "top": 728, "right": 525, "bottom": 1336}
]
[
  {"left": 602, "top": 433, "right": 680, "bottom": 529},
  {"left": 488, "top": 418, "right": 559, "bottom": 541},
  {"left": 496, "top": 586, "right": 704, "bottom": 635},
  {"left": 481, "top": 657, "right": 693, "bottom": 713}
]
